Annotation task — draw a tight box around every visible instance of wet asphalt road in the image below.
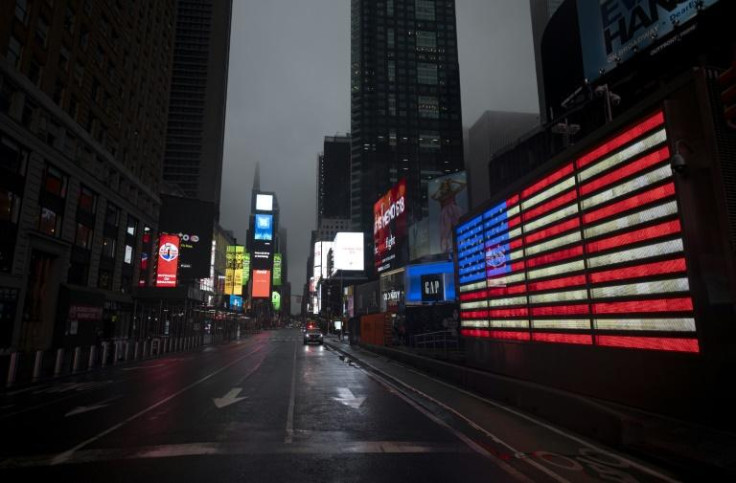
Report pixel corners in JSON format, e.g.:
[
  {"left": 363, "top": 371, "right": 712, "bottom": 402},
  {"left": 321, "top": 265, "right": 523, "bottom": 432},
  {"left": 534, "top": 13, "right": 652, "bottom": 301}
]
[
  {"left": 0, "top": 330, "right": 518, "bottom": 482},
  {"left": 0, "top": 329, "right": 683, "bottom": 482}
]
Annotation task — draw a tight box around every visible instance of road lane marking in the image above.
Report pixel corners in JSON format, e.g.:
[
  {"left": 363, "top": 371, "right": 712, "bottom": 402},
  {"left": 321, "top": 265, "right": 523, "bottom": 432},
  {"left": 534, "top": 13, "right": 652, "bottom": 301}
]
[
  {"left": 333, "top": 387, "right": 365, "bottom": 409},
  {"left": 0, "top": 440, "right": 472, "bottom": 468},
  {"left": 284, "top": 341, "right": 297, "bottom": 444},
  {"left": 65, "top": 396, "right": 122, "bottom": 417},
  {"left": 212, "top": 388, "right": 247, "bottom": 409},
  {"left": 47, "top": 345, "right": 265, "bottom": 466}
]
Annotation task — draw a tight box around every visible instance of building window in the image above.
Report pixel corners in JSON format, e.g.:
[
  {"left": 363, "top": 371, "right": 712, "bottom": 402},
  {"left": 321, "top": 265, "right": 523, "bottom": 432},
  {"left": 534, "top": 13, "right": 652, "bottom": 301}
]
[
  {"left": 124, "top": 244, "right": 133, "bottom": 264},
  {"left": 418, "top": 95, "right": 439, "bottom": 118},
  {"left": 43, "top": 165, "right": 68, "bottom": 197},
  {"left": 388, "top": 61, "right": 395, "bottom": 82},
  {"left": 416, "top": 31, "right": 437, "bottom": 51},
  {"left": 15, "top": 0, "right": 28, "bottom": 24},
  {"left": 1, "top": 189, "right": 22, "bottom": 224},
  {"left": 59, "top": 47, "right": 70, "bottom": 72},
  {"left": 28, "top": 58, "right": 43, "bottom": 87},
  {"left": 388, "top": 94, "right": 396, "bottom": 116},
  {"left": 419, "top": 132, "right": 441, "bottom": 149},
  {"left": 36, "top": 18, "right": 50, "bottom": 47},
  {"left": 415, "top": 0, "right": 435, "bottom": 20},
  {"left": 7, "top": 36, "right": 22, "bottom": 68},
  {"left": 126, "top": 216, "right": 137, "bottom": 236},
  {"left": 75, "top": 223, "right": 93, "bottom": 248},
  {"left": 102, "top": 237, "right": 115, "bottom": 258},
  {"left": 64, "top": 7, "right": 76, "bottom": 33},
  {"left": 38, "top": 207, "right": 61, "bottom": 236},
  {"left": 387, "top": 0, "right": 394, "bottom": 16},
  {"left": 98, "top": 269, "right": 112, "bottom": 289},
  {"left": 417, "top": 63, "right": 438, "bottom": 85},
  {"left": 0, "top": 136, "right": 29, "bottom": 175},
  {"left": 105, "top": 204, "right": 119, "bottom": 227},
  {"left": 78, "top": 185, "right": 96, "bottom": 213},
  {"left": 387, "top": 29, "right": 394, "bottom": 49}
]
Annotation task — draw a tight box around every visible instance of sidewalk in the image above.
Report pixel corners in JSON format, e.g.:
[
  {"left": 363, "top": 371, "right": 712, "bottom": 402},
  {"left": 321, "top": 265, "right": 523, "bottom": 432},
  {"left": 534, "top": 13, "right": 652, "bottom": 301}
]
[{"left": 325, "top": 335, "right": 736, "bottom": 478}]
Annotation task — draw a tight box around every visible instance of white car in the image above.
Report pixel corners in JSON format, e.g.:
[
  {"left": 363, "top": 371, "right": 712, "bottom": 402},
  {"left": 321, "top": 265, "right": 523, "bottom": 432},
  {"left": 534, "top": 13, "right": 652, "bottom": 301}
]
[{"left": 303, "top": 329, "right": 324, "bottom": 345}]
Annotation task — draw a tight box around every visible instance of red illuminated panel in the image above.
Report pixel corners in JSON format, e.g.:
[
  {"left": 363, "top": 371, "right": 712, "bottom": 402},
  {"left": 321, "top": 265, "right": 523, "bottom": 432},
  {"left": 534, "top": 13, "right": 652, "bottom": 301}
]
[
  {"left": 592, "top": 298, "right": 693, "bottom": 314},
  {"left": 589, "top": 258, "right": 687, "bottom": 284},
  {"left": 528, "top": 275, "right": 586, "bottom": 292},
  {"left": 252, "top": 270, "right": 271, "bottom": 298},
  {"left": 580, "top": 147, "right": 670, "bottom": 196},
  {"left": 586, "top": 220, "right": 681, "bottom": 254},
  {"left": 521, "top": 164, "right": 574, "bottom": 200},
  {"left": 525, "top": 218, "right": 581, "bottom": 245},
  {"left": 583, "top": 183, "right": 676, "bottom": 224},
  {"left": 490, "top": 308, "right": 529, "bottom": 317},
  {"left": 507, "top": 194, "right": 519, "bottom": 206},
  {"left": 461, "top": 310, "right": 489, "bottom": 319},
  {"left": 510, "top": 238, "right": 524, "bottom": 250},
  {"left": 596, "top": 336, "right": 699, "bottom": 353},
  {"left": 508, "top": 216, "right": 521, "bottom": 228},
  {"left": 531, "top": 305, "right": 590, "bottom": 316},
  {"left": 576, "top": 112, "right": 665, "bottom": 168},
  {"left": 489, "top": 331, "right": 531, "bottom": 341},
  {"left": 155, "top": 234, "right": 180, "bottom": 288},
  {"left": 461, "top": 329, "right": 487, "bottom": 338},
  {"left": 488, "top": 284, "right": 527, "bottom": 296},
  {"left": 526, "top": 245, "right": 584, "bottom": 268},
  {"left": 460, "top": 291, "right": 488, "bottom": 301},
  {"left": 533, "top": 333, "right": 593, "bottom": 345},
  {"left": 523, "top": 190, "right": 578, "bottom": 222}
]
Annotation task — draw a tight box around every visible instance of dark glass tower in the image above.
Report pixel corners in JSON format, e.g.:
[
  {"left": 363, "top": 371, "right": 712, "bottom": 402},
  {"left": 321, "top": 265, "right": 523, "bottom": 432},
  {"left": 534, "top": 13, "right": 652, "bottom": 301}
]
[
  {"left": 318, "top": 135, "right": 351, "bottom": 224},
  {"left": 163, "top": 0, "right": 233, "bottom": 220},
  {"left": 350, "top": 0, "right": 464, "bottom": 253}
]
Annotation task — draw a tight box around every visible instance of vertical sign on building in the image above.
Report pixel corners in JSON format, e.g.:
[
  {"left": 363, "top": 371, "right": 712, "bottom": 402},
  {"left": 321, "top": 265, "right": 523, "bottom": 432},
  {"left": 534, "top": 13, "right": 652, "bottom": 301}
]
[
  {"left": 234, "top": 246, "right": 245, "bottom": 295},
  {"left": 273, "top": 253, "right": 282, "bottom": 286},
  {"left": 155, "top": 234, "right": 180, "bottom": 287},
  {"left": 374, "top": 179, "right": 407, "bottom": 273},
  {"left": 243, "top": 252, "right": 251, "bottom": 285},
  {"left": 225, "top": 246, "right": 236, "bottom": 295}
]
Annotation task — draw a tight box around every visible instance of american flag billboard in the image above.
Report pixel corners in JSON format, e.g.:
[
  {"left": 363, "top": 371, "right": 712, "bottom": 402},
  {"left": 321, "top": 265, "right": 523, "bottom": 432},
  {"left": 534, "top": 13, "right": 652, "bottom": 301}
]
[{"left": 455, "top": 111, "right": 698, "bottom": 353}]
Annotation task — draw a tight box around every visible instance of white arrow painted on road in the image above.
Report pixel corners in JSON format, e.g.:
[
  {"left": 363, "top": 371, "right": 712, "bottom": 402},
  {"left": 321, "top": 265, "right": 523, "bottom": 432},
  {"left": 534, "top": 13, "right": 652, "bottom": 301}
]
[
  {"left": 65, "top": 396, "right": 121, "bottom": 417},
  {"left": 333, "top": 387, "right": 365, "bottom": 409},
  {"left": 213, "top": 388, "right": 248, "bottom": 409}
]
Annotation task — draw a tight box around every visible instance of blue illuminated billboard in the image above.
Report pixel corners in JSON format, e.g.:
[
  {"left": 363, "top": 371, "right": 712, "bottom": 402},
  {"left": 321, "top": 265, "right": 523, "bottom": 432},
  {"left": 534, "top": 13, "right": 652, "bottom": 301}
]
[
  {"left": 229, "top": 295, "right": 243, "bottom": 312},
  {"left": 405, "top": 262, "right": 455, "bottom": 305},
  {"left": 254, "top": 214, "right": 273, "bottom": 241}
]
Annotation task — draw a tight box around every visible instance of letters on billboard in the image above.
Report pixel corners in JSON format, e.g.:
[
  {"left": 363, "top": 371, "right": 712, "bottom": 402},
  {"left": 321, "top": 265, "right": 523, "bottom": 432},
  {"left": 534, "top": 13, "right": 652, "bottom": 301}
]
[
  {"left": 159, "top": 195, "right": 215, "bottom": 280},
  {"left": 254, "top": 214, "right": 273, "bottom": 241},
  {"left": 374, "top": 179, "right": 407, "bottom": 273},
  {"left": 273, "top": 253, "right": 282, "bottom": 286},
  {"left": 155, "top": 234, "right": 180, "bottom": 287},
  {"left": 225, "top": 246, "right": 235, "bottom": 295},
  {"left": 577, "top": 0, "right": 720, "bottom": 82}
]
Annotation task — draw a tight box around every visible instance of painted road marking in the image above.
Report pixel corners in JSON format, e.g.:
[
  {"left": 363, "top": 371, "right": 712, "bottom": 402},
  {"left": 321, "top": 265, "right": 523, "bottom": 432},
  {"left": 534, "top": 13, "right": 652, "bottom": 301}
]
[
  {"left": 0, "top": 441, "right": 473, "bottom": 468},
  {"left": 212, "top": 388, "right": 247, "bottom": 409},
  {"left": 46, "top": 345, "right": 265, "bottom": 465},
  {"left": 333, "top": 387, "right": 365, "bottom": 409},
  {"left": 284, "top": 341, "right": 297, "bottom": 444},
  {"left": 65, "top": 396, "right": 122, "bottom": 417}
]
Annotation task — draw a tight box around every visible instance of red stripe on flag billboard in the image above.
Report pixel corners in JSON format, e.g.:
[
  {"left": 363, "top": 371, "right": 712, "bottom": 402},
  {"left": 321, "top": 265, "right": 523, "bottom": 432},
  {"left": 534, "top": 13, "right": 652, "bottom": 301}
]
[{"left": 455, "top": 111, "right": 698, "bottom": 353}]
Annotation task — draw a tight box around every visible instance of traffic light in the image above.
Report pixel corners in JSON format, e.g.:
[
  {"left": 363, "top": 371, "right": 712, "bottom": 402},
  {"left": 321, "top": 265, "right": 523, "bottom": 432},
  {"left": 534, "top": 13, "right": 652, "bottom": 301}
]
[{"left": 717, "top": 61, "right": 736, "bottom": 129}]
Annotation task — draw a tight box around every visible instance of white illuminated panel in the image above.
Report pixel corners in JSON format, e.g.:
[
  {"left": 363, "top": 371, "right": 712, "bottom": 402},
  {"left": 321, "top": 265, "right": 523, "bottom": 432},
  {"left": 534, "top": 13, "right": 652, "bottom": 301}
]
[
  {"left": 530, "top": 289, "right": 588, "bottom": 304},
  {"left": 527, "top": 260, "right": 586, "bottom": 280},
  {"left": 578, "top": 129, "right": 667, "bottom": 182},
  {"left": 256, "top": 194, "right": 274, "bottom": 211},
  {"left": 533, "top": 320, "right": 592, "bottom": 329},
  {"left": 460, "top": 300, "right": 488, "bottom": 310},
  {"left": 587, "top": 239, "right": 684, "bottom": 268},
  {"left": 509, "top": 249, "right": 524, "bottom": 261},
  {"left": 581, "top": 165, "right": 672, "bottom": 210},
  {"left": 332, "top": 232, "right": 364, "bottom": 273},
  {"left": 460, "top": 281, "right": 487, "bottom": 292},
  {"left": 488, "top": 272, "right": 527, "bottom": 286},
  {"left": 506, "top": 204, "right": 521, "bottom": 217},
  {"left": 509, "top": 227, "right": 522, "bottom": 239},
  {"left": 594, "top": 318, "right": 696, "bottom": 331},
  {"left": 461, "top": 320, "right": 489, "bottom": 328},
  {"left": 525, "top": 203, "right": 579, "bottom": 233},
  {"left": 591, "top": 278, "right": 690, "bottom": 298},
  {"left": 525, "top": 232, "right": 582, "bottom": 257},
  {"left": 490, "top": 296, "right": 528, "bottom": 307},
  {"left": 522, "top": 176, "right": 576, "bottom": 210},
  {"left": 583, "top": 201, "right": 678, "bottom": 239},
  {"left": 490, "top": 320, "right": 530, "bottom": 328}
]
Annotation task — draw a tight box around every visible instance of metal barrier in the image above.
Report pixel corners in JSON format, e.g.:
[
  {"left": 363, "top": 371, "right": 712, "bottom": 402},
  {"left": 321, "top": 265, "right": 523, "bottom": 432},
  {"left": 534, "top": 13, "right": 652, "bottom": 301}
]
[{"left": 411, "top": 330, "right": 460, "bottom": 352}]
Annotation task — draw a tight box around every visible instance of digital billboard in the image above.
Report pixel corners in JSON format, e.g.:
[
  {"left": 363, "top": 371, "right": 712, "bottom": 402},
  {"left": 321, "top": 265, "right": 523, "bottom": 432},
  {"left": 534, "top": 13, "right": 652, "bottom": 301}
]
[
  {"left": 229, "top": 295, "right": 243, "bottom": 312},
  {"left": 225, "top": 246, "right": 235, "bottom": 295},
  {"left": 313, "top": 242, "right": 333, "bottom": 284},
  {"left": 405, "top": 261, "right": 455, "bottom": 304},
  {"left": 234, "top": 246, "right": 245, "bottom": 295},
  {"left": 272, "top": 290, "right": 281, "bottom": 311},
  {"left": 332, "top": 232, "right": 364, "bottom": 274},
  {"left": 428, "top": 172, "right": 468, "bottom": 255},
  {"left": 155, "top": 234, "right": 180, "bottom": 287},
  {"left": 374, "top": 179, "right": 407, "bottom": 273},
  {"left": 577, "top": 0, "right": 720, "bottom": 83},
  {"left": 159, "top": 195, "right": 215, "bottom": 280},
  {"left": 252, "top": 269, "right": 271, "bottom": 298},
  {"left": 256, "top": 193, "right": 274, "bottom": 212},
  {"left": 273, "top": 253, "right": 282, "bottom": 286},
  {"left": 456, "top": 111, "right": 698, "bottom": 353},
  {"left": 254, "top": 214, "right": 273, "bottom": 241},
  {"left": 243, "top": 252, "right": 250, "bottom": 285}
]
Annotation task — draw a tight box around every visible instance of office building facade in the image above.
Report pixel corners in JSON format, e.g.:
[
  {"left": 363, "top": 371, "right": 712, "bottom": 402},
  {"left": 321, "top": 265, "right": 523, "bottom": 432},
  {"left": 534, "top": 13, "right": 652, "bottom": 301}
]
[{"left": 318, "top": 134, "right": 351, "bottom": 224}]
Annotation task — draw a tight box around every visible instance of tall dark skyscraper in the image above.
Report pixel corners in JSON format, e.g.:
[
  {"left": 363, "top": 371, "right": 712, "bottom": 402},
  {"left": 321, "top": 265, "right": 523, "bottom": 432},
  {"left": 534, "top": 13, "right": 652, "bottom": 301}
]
[
  {"left": 163, "top": 0, "right": 233, "bottom": 219},
  {"left": 350, "top": 0, "right": 464, "bottom": 250},
  {"left": 318, "top": 134, "right": 351, "bottom": 224}
]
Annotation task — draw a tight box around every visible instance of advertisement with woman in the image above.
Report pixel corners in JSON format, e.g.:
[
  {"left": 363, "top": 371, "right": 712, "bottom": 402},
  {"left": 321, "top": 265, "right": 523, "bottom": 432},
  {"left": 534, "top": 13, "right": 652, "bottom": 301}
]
[{"left": 428, "top": 172, "right": 468, "bottom": 254}]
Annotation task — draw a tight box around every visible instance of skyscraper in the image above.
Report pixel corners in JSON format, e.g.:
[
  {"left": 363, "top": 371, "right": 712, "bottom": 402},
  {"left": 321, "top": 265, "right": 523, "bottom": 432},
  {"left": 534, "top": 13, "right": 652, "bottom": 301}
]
[
  {"left": 530, "top": 0, "right": 565, "bottom": 122},
  {"left": 318, "top": 134, "right": 351, "bottom": 224},
  {"left": 163, "top": 0, "right": 233, "bottom": 219},
  {"left": 350, "top": 0, "right": 464, "bottom": 265}
]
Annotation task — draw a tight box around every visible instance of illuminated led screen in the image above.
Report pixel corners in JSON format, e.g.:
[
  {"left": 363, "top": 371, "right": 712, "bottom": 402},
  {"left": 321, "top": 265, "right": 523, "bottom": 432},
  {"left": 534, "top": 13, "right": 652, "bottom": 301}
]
[{"left": 455, "top": 111, "right": 698, "bottom": 353}]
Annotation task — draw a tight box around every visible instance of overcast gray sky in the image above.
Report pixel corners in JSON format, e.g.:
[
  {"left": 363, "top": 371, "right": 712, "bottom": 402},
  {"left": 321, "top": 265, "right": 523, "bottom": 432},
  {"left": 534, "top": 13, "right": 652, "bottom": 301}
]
[{"left": 221, "top": 0, "right": 539, "bottom": 312}]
